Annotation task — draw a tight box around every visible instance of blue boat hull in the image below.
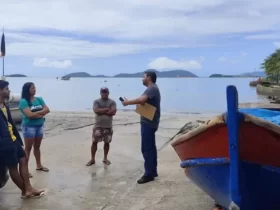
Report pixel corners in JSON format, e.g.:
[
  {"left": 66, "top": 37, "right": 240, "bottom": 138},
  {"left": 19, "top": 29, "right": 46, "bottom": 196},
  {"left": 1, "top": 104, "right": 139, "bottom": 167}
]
[
  {"left": 173, "top": 85, "right": 280, "bottom": 210},
  {"left": 182, "top": 159, "right": 280, "bottom": 210}
]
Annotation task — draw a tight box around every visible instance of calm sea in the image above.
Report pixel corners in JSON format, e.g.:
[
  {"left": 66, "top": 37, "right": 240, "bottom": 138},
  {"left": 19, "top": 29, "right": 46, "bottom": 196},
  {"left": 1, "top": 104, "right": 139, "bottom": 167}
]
[{"left": 7, "top": 77, "right": 266, "bottom": 113}]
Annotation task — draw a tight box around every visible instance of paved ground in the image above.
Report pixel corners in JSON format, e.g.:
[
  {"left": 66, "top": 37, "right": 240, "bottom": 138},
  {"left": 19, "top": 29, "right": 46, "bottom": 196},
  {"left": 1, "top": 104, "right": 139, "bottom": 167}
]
[{"left": 0, "top": 113, "right": 214, "bottom": 210}]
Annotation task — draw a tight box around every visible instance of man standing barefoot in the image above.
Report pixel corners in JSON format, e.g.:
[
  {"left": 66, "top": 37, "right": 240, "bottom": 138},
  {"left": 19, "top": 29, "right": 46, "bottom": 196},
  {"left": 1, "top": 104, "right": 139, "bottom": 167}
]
[
  {"left": 121, "top": 71, "right": 161, "bottom": 184},
  {"left": 0, "top": 80, "right": 44, "bottom": 199},
  {"left": 86, "top": 87, "right": 116, "bottom": 166}
]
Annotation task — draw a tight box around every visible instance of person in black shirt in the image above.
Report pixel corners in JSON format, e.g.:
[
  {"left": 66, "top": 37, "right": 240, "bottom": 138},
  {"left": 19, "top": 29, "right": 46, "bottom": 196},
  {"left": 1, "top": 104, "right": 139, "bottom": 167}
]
[
  {"left": 122, "top": 71, "right": 161, "bottom": 184},
  {"left": 0, "top": 80, "right": 44, "bottom": 198}
]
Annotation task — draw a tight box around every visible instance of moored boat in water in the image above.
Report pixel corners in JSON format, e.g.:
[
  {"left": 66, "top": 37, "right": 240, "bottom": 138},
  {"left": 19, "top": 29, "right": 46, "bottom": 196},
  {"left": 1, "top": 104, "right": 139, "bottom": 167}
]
[
  {"left": 171, "top": 85, "right": 280, "bottom": 210},
  {"left": 249, "top": 77, "right": 262, "bottom": 87},
  {"left": 249, "top": 80, "right": 258, "bottom": 87}
]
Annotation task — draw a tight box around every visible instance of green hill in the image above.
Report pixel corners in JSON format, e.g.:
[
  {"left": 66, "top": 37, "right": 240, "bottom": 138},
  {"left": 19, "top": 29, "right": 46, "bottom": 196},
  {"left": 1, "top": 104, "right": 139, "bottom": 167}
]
[
  {"left": 63, "top": 72, "right": 92, "bottom": 77},
  {"left": 209, "top": 71, "right": 266, "bottom": 78},
  {"left": 63, "top": 69, "right": 198, "bottom": 78},
  {"left": 114, "top": 69, "right": 197, "bottom": 77},
  {"left": 209, "top": 74, "right": 234, "bottom": 78},
  {"left": 6, "top": 74, "right": 27, "bottom": 77}
]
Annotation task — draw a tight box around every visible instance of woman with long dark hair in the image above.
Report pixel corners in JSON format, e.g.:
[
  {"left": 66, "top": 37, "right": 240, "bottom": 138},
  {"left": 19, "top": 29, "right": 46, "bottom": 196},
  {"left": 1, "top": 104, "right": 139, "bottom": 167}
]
[{"left": 19, "top": 82, "right": 50, "bottom": 177}]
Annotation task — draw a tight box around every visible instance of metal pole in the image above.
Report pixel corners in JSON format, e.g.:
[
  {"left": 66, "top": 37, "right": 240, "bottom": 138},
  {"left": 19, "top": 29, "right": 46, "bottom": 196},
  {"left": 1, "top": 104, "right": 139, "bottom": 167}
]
[{"left": 2, "top": 56, "right": 4, "bottom": 76}]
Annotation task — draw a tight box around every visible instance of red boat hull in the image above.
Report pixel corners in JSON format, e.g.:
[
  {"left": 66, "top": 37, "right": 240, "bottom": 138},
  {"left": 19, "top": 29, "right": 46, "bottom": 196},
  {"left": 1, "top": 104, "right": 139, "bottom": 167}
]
[{"left": 172, "top": 122, "right": 280, "bottom": 167}]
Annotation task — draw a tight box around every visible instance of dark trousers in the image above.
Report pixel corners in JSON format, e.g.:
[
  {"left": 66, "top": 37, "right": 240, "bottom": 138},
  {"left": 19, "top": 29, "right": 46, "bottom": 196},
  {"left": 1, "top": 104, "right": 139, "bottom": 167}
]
[{"left": 141, "top": 122, "right": 158, "bottom": 177}]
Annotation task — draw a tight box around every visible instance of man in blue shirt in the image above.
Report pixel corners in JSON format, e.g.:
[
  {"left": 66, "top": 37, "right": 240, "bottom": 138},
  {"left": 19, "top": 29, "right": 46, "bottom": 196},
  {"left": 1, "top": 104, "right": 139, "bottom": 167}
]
[{"left": 122, "top": 71, "right": 161, "bottom": 184}]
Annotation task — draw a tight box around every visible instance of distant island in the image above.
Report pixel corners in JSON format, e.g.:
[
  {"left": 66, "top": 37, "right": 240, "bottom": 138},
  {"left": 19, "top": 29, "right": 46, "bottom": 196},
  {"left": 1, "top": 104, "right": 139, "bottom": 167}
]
[
  {"left": 209, "top": 71, "right": 266, "bottom": 78},
  {"left": 209, "top": 74, "right": 235, "bottom": 78},
  {"left": 62, "top": 70, "right": 266, "bottom": 78},
  {"left": 113, "top": 69, "right": 197, "bottom": 78},
  {"left": 238, "top": 71, "right": 266, "bottom": 77},
  {"left": 63, "top": 69, "right": 198, "bottom": 78},
  {"left": 5, "top": 74, "right": 27, "bottom": 77}
]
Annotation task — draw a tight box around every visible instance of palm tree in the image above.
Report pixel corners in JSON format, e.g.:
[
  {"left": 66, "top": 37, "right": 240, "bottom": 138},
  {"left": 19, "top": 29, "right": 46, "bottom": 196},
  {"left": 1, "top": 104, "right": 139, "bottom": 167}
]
[{"left": 261, "top": 49, "right": 280, "bottom": 83}]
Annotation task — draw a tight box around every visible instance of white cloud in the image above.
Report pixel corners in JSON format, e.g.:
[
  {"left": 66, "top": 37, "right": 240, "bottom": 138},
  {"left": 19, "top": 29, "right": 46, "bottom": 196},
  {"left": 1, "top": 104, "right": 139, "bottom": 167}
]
[
  {"left": 148, "top": 57, "right": 201, "bottom": 70},
  {"left": 199, "top": 56, "right": 205, "bottom": 62},
  {"left": 241, "top": 52, "right": 248, "bottom": 56},
  {"left": 0, "top": 0, "right": 280, "bottom": 60},
  {"left": 245, "top": 33, "right": 280, "bottom": 40},
  {"left": 217, "top": 52, "right": 247, "bottom": 63},
  {"left": 274, "top": 42, "right": 280, "bottom": 48},
  {"left": 33, "top": 58, "right": 72, "bottom": 69},
  {"left": 5, "top": 32, "right": 183, "bottom": 59},
  {"left": 248, "top": 10, "right": 262, "bottom": 17},
  {"left": 1, "top": 0, "right": 280, "bottom": 41},
  {"left": 217, "top": 56, "right": 227, "bottom": 62}
]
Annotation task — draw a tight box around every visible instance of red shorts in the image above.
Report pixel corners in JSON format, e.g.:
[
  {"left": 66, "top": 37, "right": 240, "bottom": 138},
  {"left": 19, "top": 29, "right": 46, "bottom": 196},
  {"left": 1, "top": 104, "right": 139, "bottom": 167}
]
[{"left": 92, "top": 127, "right": 113, "bottom": 143}]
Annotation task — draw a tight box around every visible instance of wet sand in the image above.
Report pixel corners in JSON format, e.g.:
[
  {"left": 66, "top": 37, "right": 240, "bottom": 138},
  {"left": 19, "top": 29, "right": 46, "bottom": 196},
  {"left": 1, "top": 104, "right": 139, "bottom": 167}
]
[
  {"left": 2, "top": 101, "right": 278, "bottom": 210},
  {"left": 0, "top": 110, "right": 217, "bottom": 210}
]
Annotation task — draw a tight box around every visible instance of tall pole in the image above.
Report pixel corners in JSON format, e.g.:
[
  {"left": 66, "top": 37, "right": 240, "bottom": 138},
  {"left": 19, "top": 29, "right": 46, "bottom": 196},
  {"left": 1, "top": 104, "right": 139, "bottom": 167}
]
[
  {"left": 2, "top": 56, "right": 4, "bottom": 77},
  {"left": 1, "top": 27, "right": 4, "bottom": 77}
]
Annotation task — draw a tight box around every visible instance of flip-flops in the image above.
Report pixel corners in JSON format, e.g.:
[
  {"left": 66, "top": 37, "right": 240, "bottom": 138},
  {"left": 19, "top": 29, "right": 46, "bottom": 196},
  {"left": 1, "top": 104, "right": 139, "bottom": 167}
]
[
  {"left": 36, "top": 167, "right": 49, "bottom": 172},
  {"left": 103, "top": 160, "right": 111, "bottom": 165},
  {"left": 21, "top": 191, "right": 45, "bottom": 199},
  {"left": 86, "top": 160, "right": 95, "bottom": 166}
]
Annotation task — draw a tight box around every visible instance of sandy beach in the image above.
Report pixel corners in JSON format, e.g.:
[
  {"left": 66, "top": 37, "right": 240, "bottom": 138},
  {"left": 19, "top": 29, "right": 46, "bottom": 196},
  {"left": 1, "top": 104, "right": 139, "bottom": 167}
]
[
  {"left": 0, "top": 110, "right": 219, "bottom": 210},
  {"left": 1, "top": 101, "right": 280, "bottom": 210}
]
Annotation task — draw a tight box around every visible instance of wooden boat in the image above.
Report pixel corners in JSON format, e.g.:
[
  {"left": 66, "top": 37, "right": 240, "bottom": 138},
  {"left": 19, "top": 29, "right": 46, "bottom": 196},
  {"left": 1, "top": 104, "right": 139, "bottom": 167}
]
[
  {"left": 249, "top": 80, "right": 258, "bottom": 87},
  {"left": 171, "top": 85, "right": 280, "bottom": 210}
]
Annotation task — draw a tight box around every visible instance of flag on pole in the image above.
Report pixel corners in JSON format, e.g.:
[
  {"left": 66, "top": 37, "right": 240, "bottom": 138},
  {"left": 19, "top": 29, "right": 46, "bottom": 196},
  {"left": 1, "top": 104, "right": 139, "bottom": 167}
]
[{"left": 0, "top": 33, "right": 5, "bottom": 57}]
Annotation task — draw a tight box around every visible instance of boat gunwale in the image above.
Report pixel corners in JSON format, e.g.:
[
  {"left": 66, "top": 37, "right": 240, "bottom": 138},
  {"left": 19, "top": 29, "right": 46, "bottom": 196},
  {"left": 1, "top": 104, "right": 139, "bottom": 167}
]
[
  {"left": 171, "top": 112, "right": 280, "bottom": 147},
  {"left": 180, "top": 157, "right": 229, "bottom": 168}
]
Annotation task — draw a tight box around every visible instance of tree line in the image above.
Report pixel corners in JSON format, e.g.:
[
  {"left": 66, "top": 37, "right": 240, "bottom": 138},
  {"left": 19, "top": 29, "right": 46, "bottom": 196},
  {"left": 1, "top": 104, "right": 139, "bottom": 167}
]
[{"left": 261, "top": 49, "right": 280, "bottom": 84}]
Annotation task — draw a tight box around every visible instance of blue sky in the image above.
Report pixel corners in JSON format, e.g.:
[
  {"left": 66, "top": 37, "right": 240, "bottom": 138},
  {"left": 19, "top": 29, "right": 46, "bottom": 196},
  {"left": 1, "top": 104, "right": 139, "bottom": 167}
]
[{"left": 0, "top": 0, "right": 280, "bottom": 77}]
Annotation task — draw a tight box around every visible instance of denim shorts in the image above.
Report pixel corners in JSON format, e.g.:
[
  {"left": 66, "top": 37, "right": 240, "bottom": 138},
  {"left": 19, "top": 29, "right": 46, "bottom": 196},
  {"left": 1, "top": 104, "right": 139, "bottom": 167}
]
[{"left": 22, "top": 125, "right": 44, "bottom": 139}]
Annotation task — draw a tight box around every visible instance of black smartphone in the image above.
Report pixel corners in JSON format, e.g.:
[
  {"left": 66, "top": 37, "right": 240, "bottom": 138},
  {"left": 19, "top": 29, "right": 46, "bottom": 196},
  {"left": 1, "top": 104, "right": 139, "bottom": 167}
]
[{"left": 119, "top": 97, "right": 124, "bottom": 102}]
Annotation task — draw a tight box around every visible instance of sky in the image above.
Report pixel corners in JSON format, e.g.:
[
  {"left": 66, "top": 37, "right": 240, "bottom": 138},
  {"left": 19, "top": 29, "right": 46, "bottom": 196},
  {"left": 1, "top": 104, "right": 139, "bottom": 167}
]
[{"left": 0, "top": 0, "right": 280, "bottom": 77}]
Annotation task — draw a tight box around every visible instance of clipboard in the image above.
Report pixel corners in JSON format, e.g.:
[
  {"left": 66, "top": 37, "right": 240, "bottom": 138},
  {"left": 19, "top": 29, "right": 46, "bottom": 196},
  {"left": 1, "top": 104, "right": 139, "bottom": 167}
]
[{"left": 135, "top": 103, "right": 156, "bottom": 121}]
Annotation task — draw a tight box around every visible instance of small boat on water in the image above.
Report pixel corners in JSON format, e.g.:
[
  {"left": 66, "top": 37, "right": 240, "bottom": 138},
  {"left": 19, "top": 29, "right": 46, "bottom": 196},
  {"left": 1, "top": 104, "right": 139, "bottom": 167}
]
[
  {"left": 61, "top": 76, "right": 70, "bottom": 80},
  {"left": 171, "top": 85, "right": 280, "bottom": 210},
  {"left": 249, "top": 80, "right": 257, "bottom": 87},
  {"left": 249, "top": 77, "right": 262, "bottom": 87}
]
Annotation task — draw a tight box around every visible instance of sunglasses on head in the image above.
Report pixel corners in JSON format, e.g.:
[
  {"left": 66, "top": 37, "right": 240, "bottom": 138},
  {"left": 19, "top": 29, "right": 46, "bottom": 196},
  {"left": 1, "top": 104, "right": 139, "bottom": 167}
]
[{"left": 101, "top": 90, "right": 108, "bottom": 93}]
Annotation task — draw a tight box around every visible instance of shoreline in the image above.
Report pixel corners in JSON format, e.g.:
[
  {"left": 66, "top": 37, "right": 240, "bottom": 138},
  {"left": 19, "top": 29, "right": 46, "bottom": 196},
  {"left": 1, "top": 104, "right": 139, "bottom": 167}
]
[
  {"left": 40, "top": 101, "right": 280, "bottom": 140},
  {"left": 48, "top": 109, "right": 217, "bottom": 115},
  {"left": 42, "top": 101, "right": 280, "bottom": 115}
]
